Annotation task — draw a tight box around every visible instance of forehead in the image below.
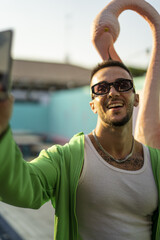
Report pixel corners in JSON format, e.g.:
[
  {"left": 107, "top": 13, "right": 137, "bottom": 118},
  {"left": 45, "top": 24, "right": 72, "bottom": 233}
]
[{"left": 91, "top": 66, "right": 132, "bottom": 86}]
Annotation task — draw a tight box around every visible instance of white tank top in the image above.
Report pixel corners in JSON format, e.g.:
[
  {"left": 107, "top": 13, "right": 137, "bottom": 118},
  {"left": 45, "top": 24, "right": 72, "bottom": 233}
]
[{"left": 76, "top": 135, "right": 158, "bottom": 240}]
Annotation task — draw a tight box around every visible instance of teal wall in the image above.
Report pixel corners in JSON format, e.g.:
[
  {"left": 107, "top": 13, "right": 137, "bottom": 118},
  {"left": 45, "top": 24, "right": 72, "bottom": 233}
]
[
  {"left": 10, "top": 102, "right": 49, "bottom": 134},
  {"left": 10, "top": 87, "right": 97, "bottom": 139},
  {"left": 49, "top": 86, "right": 97, "bottom": 139}
]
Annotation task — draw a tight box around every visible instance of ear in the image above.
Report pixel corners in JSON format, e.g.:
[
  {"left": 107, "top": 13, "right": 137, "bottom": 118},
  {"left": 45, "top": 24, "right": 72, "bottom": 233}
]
[
  {"left": 89, "top": 100, "right": 97, "bottom": 114},
  {"left": 134, "top": 93, "right": 139, "bottom": 107}
]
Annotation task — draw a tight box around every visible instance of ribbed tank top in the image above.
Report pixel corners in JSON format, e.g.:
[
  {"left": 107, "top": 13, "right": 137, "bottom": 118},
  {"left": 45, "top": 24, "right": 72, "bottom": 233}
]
[{"left": 76, "top": 135, "right": 158, "bottom": 240}]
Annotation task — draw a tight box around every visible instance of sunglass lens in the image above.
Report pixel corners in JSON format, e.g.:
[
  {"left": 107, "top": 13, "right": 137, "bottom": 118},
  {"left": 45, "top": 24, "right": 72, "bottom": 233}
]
[
  {"left": 94, "top": 82, "right": 109, "bottom": 94},
  {"left": 115, "top": 79, "right": 132, "bottom": 92}
]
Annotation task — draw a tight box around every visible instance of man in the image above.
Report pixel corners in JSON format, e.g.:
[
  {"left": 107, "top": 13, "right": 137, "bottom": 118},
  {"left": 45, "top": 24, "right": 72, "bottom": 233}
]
[{"left": 0, "top": 60, "right": 160, "bottom": 240}]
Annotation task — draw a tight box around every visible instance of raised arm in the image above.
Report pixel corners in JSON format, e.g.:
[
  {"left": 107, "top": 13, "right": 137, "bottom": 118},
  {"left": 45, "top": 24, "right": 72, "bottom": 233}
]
[
  {"left": 0, "top": 96, "right": 57, "bottom": 208},
  {"left": 0, "top": 95, "right": 14, "bottom": 135},
  {"left": 91, "top": 0, "right": 160, "bottom": 148},
  {"left": 134, "top": 17, "right": 160, "bottom": 148}
]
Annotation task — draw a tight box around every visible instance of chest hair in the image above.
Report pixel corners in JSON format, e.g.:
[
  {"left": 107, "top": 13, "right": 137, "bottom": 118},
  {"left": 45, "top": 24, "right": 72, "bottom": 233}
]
[{"left": 97, "top": 148, "right": 144, "bottom": 171}]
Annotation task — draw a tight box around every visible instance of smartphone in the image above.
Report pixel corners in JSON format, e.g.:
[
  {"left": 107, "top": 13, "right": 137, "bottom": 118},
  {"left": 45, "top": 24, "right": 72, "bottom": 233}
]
[{"left": 0, "top": 30, "right": 13, "bottom": 100}]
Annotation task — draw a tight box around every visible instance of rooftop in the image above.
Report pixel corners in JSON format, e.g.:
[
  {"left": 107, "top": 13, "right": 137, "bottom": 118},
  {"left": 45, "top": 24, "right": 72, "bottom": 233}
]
[{"left": 11, "top": 60, "right": 91, "bottom": 90}]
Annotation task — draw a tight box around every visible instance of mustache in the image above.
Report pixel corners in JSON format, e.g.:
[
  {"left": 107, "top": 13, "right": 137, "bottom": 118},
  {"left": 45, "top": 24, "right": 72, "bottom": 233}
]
[{"left": 106, "top": 97, "right": 124, "bottom": 103}]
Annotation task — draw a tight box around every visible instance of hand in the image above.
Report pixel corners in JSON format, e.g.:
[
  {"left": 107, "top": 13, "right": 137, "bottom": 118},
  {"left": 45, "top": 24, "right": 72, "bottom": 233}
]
[{"left": 0, "top": 95, "right": 14, "bottom": 135}]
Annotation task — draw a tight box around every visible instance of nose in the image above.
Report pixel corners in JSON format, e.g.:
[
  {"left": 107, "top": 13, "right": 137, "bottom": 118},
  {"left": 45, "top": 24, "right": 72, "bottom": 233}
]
[{"left": 108, "top": 85, "right": 120, "bottom": 97}]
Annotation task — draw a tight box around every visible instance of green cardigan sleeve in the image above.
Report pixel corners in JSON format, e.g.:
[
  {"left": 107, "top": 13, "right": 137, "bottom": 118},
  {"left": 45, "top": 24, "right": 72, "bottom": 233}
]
[
  {"left": 0, "top": 127, "right": 58, "bottom": 209},
  {"left": 0, "top": 128, "right": 85, "bottom": 240}
]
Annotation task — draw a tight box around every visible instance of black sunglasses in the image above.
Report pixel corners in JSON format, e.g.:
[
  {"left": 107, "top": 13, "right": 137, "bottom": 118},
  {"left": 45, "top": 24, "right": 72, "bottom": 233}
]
[{"left": 91, "top": 78, "right": 134, "bottom": 96}]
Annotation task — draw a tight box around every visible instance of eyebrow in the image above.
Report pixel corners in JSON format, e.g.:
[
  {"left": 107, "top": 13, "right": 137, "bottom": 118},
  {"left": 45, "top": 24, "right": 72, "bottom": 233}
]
[{"left": 91, "top": 78, "right": 133, "bottom": 87}]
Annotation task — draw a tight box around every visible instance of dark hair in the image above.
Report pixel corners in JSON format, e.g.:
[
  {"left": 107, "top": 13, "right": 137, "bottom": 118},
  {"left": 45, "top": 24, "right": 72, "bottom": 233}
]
[
  {"left": 90, "top": 60, "right": 135, "bottom": 99},
  {"left": 90, "top": 60, "right": 133, "bottom": 82}
]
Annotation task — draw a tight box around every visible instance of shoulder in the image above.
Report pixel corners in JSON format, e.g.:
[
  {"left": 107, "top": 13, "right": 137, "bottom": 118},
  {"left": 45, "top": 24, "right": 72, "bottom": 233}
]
[
  {"left": 46, "top": 132, "right": 85, "bottom": 179},
  {"left": 147, "top": 146, "right": 160, "bottom": 160},
  {"left": 135, "top": 139, "right": 160, "bottom": 160},
  {"left": 47, "top": 132, "right": 85, "bottom": 160},
  {"left": 146, "top": 146, "right": 160, "bottom": 189},
  {"left": 147, "top": 146, "right": 160, "bottom": 177}
]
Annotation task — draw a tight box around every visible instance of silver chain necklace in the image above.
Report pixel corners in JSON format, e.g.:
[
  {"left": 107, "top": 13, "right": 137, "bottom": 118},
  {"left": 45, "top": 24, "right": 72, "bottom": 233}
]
[{"left": 92, "top": 130, "right": 134, "bottom": 163}]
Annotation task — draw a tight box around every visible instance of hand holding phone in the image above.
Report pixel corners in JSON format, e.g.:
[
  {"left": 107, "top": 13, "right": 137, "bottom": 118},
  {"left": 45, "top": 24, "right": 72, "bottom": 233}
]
[{"left": 0, "top": 30, "right": 13, "bottom": 100}]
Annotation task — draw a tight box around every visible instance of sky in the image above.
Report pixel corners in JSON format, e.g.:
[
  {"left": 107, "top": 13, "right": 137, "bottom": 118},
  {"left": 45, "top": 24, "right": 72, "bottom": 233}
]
[{"left": 0, "top": 0, "right": 160, "bottom": 69}]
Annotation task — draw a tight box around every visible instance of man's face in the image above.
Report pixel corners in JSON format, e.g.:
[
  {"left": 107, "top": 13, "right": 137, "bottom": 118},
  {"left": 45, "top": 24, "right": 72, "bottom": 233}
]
[{"left": 90, "top": 66, "right": 139, "bottom": 127}]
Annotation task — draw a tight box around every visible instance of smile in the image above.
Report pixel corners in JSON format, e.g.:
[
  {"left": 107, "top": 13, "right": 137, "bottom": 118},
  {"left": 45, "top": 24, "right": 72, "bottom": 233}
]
[{"left": 107, "top": 102, "right": 124, "bottom": 109}]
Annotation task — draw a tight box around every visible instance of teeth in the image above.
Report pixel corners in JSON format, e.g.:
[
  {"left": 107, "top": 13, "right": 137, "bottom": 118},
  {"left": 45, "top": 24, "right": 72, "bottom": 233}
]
[{"left": 108, "top": 103, "right": 123, "bottom": 109}]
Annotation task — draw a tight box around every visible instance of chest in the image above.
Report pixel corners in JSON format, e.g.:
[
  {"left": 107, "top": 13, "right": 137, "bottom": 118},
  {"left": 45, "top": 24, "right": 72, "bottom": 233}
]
[{"left": 77, "top": 140, "right": 158, "bottom": 216}]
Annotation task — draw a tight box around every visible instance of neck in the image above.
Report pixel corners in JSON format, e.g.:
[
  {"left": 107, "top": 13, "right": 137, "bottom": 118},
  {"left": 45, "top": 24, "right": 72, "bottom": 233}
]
[
  {"left": 94, "top": 122, "right": 133, "bottom": 159},
  {"left": 93, "top": 130, "right": 134, "bottom": 163}
]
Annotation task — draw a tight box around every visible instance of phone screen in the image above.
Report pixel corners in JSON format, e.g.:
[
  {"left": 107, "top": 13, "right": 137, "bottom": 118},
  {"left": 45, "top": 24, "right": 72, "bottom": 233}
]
[{"left": 0, "top": 30, "right": 13, "bottom": 100}]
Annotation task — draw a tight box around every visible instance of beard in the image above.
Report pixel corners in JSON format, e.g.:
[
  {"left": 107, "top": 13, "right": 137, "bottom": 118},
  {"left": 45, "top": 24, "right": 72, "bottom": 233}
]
[
  {"left": 102, "top": 102, "right": 134, "bottom": 127},
  {"left": 108, "top": 112, "right": 132, "bottom": 127}
]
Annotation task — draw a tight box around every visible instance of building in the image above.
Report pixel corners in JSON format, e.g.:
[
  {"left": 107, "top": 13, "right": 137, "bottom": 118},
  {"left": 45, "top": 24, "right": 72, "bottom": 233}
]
[{"left": 11, "top": 59, "right": 91, "bottom": 102}]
